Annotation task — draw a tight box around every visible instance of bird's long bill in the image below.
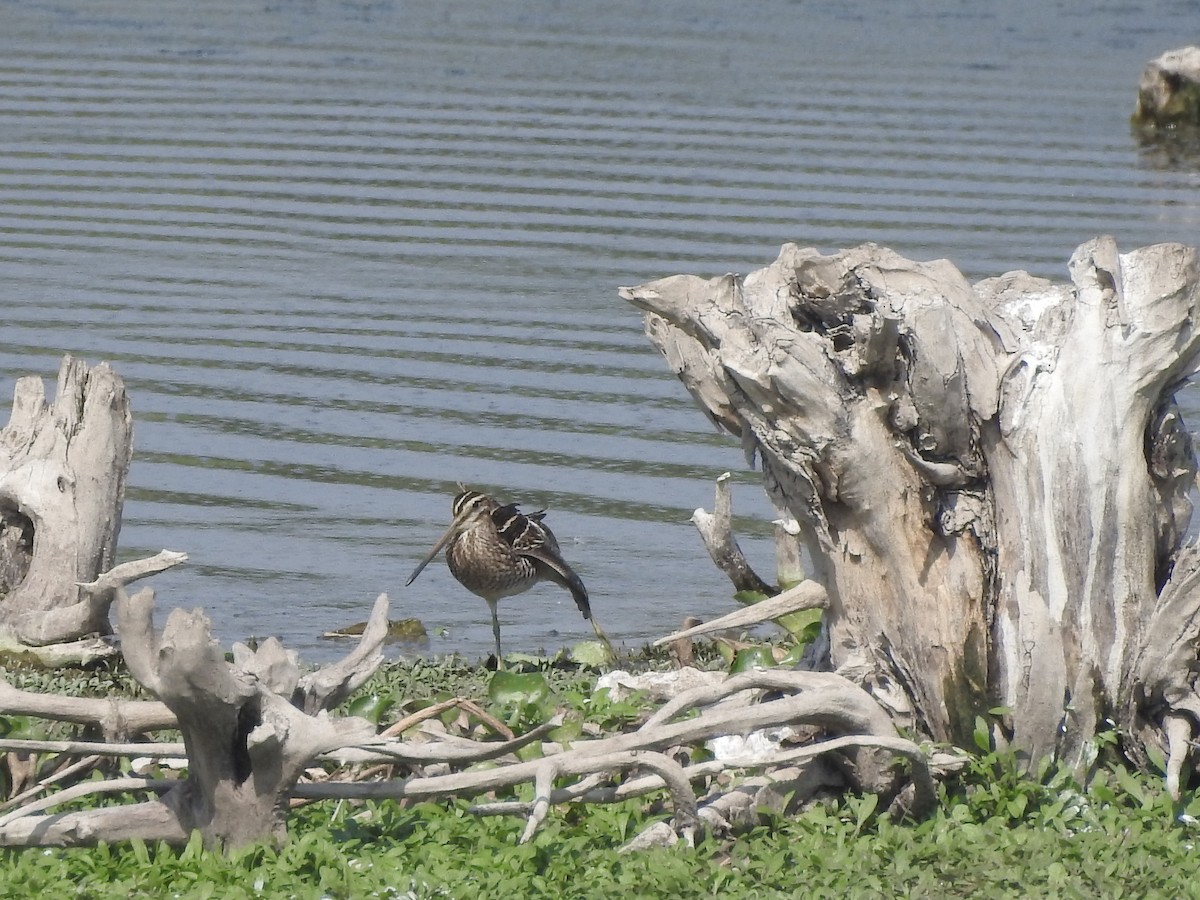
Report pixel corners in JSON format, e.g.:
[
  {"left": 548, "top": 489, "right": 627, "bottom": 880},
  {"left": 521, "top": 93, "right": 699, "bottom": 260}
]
[{"left": 405, "top": 523, "right": 456, "bottom": 586}]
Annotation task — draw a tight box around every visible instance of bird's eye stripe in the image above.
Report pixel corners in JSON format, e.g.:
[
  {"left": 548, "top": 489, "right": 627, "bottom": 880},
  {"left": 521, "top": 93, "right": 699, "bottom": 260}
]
[{"left": 452, "top": 490, "right": 486, "bottom": 517}]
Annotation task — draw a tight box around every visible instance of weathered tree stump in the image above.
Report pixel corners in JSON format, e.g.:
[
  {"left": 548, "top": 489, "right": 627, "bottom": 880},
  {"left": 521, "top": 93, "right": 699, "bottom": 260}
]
[
  {"left": 0, "top": 590, "right": 389, "bottom": 850},
  {"left": 118, "top": 588, "right": 387, "bottom": 849},
  {"left": 0, "top": 356, "right": 133, "bottom": 648},
  {"left": 622, "top": 236, "right": 1200, "bottom": 776},
  {"left": 1133, "top": 46, "right": 1200, "bottom": 130}
]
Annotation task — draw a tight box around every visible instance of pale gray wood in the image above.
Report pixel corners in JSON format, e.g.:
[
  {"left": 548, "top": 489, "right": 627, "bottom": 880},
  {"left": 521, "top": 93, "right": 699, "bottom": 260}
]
[
  {"left": 0, "top": 674, "right": 176, "bottom": 739},
  {"left": 112, "top": 586, "right": 385, "bottom": 849},
  {"left": 622, "top": 237, "right": 1200, "bottom": 772},
  {"left": 0, "top": 356, "right": 133, "bottom": 646},
  {"left": 0, "top": 588, "right": 390, "bottom": 849},
  {"left": 690, "top": 472, "right": 777, "bottom": 595},
  {"left": 652, "top": 580, "right": 827, "bottom": 646}
]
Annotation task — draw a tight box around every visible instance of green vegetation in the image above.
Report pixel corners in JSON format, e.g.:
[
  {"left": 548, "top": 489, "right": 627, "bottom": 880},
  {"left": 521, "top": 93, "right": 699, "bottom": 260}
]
[{"left": 1, "top": 655, "right": 1199, "bottom": 899}]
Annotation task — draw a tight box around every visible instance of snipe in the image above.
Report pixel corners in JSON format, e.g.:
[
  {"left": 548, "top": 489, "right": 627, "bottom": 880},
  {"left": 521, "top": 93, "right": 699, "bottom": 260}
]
[{"left": 406, "top": 486, "right": 611, "bottom": 662}]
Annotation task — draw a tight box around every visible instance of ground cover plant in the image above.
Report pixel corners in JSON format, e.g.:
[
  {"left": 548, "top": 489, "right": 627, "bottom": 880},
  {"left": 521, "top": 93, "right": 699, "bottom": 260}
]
[{"left": 1, "top": 655, "right": 1199, "bottom": 899}]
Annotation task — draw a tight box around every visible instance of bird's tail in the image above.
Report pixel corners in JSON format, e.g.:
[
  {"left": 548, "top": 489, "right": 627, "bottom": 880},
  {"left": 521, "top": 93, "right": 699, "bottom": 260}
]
[{"left": 535, "top": 557, "right": 591, "bottom": 619}]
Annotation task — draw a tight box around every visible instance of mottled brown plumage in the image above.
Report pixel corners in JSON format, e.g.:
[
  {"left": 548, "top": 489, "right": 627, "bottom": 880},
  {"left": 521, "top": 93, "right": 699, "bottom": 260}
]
[{"left": 406, "top": 486, "right": 608, "bottom": 661}]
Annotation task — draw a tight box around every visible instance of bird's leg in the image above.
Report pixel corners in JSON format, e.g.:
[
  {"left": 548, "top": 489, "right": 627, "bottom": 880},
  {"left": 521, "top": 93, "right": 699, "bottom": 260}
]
[
  {"left": 589, "top": 614, "right": 616, "bottom": 661},
  {"left": 487, "top": 598, "right": 504, "bottom": 668}
]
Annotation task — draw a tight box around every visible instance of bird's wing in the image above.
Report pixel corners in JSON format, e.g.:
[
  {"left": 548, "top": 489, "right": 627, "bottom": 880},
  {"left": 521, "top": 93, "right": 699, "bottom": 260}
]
[
  {"left": 491, "top": 504, "right": 561, "bottom": 554},
  {"left": 491, "top": 503, "right": 589, "bottom": 618}
]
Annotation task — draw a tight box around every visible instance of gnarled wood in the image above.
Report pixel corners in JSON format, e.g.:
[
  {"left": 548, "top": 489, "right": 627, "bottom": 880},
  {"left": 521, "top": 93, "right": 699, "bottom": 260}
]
[
  {"left": 0, "top": 590, "right": 390, "bottom": 850},
  {"left": 0, "top": 675, "right": 176, "bottom": 739},
  {"left": 115, "top": 588, "right": 386, "bottom": 849},
  {"left": 691, "top": 472, "right": 777, "bottom": 595},
  {"left": 0, "top": 356, "right": 135, "bottom": 646},
  {"left": 653, "top": 580, "right": 828, "bottom": 647},
  {"left": 0, "top": 645, "right": 950, "bottom": 849},
  {"left": 622, "top": 237, "right": 1200, "bottom": 773}
]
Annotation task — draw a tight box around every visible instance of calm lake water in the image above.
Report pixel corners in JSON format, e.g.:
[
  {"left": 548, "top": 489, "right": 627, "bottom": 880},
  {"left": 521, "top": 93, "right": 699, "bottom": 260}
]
[{"left": 1, "top": 0, "right": 1198, "bottom": 663}]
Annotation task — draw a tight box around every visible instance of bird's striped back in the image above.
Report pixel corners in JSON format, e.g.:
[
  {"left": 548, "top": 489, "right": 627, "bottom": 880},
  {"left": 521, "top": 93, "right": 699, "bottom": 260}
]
[{"left": 452, "top": 488, "right": 557, "bottom": 554}]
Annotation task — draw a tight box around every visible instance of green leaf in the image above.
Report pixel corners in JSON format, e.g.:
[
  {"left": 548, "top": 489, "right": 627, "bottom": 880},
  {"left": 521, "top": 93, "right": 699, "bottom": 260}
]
[
  {"left": 1146, "top": 743, "right": 1167, "bottom": 775},
  {"left": 346, "top": 692, "right": 394, "bottom": 725},
  {"left": 514, "top": 741, "right": 544, "bottom": 762},
  {"left": 775, "top": 607, "right": 823, "bottom": 644},
  {"left": 548, "top": 715, "right": 583, "bottom": 746},
  {"left": 487, "top": 670, "right": 550, "bottom": 706},
  {"left": 129, "top": 837, "right": 150, "bottom": 865},
  {"left": 729, "top": 645, "right": 777, "bottom": 673},
  {"left": 1007, "top": 794, "right": 1028, "bottom": 820},
  {"left": 179, "top": 829, "right": 204, "bottom": 862},
  {"left": 568, "top": 640, "right": 611, "bottom": 668},
  {"left": 0, "top": 715, "right": 36, "bottom": 740},
  {"left": 972, "top": 715, "right": 992, "bottom": 752},
  {"left": 853, "top": 793, "right": 879, "bottom": 834},
  {"left": 778, "top": 643, "right": 809, "bottom": 667},
  {"left": 1113, "top": 765, "right": 1147, "bottom": 803}
]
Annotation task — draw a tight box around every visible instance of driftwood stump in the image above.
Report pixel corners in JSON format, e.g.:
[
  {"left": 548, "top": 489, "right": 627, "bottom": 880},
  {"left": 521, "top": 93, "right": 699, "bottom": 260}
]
[
  {"left": 0, "top": 590, "right": 388, "bottom": 850},
  {"left": 0, "top": 356, "right": 132, "bottom": 647},
  {"left": 622, "top": 236, "right": 1200, "bottom": 776},
  {"left": 1133, "top": 46, "right": 1200, "bottom": 130}
]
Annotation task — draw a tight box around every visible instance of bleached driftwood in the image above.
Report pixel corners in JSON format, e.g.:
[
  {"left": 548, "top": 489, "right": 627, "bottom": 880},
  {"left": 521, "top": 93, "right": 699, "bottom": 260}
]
[
  {"left": 0, "top": 586, "right": 955, "bottom": 851},
  {"left": 0, "top": 356, "right": 184, "bottom": 655},
  {"left": 691, "top": 471, "right": 805, "bottom": 596},
  {"left": 622, "top": 237, "right": 1200, "bottom": 776},
  {"left": 299, "top": 669, "right": 938, "bottom": 844},
  {"left": 0, "top": 356, "right": 131, "bottom": 644},
  {"left": 616, "top": 731, "right": 967, "bottom": 851},
  {"left": 76, "top": 550, "right": 188, "bottom": 599},
  {"left": 0, "top": 649, "right": 948, "bottom": 850},
  {"left": 1133, "top": 46, "right": 1200, "bottom": 130},
  {"left": 0, "top": 676, "right": 176, "bottom": 739},
  {"left": 653, "top": 580, "right": 828, "bottom": 647},
  {"left": 0, "top": 590, "right": 391, "bottom": 850},
  {"left": 692, "top": 472, "right": 777, "bottom": 595}
]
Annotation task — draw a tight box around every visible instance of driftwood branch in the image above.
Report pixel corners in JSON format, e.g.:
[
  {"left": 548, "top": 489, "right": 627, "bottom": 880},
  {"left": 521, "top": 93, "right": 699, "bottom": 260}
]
[
  {"left": 653, "top": 580, "right": 828, "bottom": 647},
  {"left": 0, "top": 675, "right": 175, "bottom": 739},
  {"left": 0, "top": 776, "right": 175, "bottom": 830},
  {"left": 0, "top": 754, "right": 103, "bottom": 814},
  {"left": 0, "top": 660, "right": 934, "bottom": 849},
  {"left": 295, "top": 593, "right": 389, "bottom": 714},
  {"left": 0, "top": 794, "right": 191, "bottom": 847},
  {"left": 297, "top": 669, "right": 916, "bottom": 842},
  {"left": 0, "top": 593, "right": 944, "bottom": 851},
  {"left": 0, "top": 738, "right": 186, "bottom": 758},
  {"left": 692, "top": 472, "right": 777, "bottom": 595},
  {"left": 76, "top": 550, "right": 188, "bottom": 597}
]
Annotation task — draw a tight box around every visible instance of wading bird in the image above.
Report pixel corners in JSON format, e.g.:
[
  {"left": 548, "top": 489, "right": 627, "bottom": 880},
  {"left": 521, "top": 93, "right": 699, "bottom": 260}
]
[{"left": 406, "top": 486, "right": 612, "bottom": 663}]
